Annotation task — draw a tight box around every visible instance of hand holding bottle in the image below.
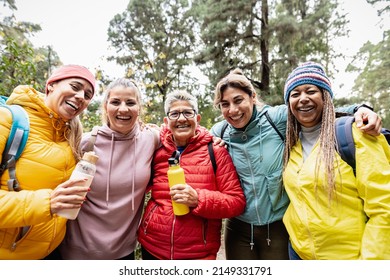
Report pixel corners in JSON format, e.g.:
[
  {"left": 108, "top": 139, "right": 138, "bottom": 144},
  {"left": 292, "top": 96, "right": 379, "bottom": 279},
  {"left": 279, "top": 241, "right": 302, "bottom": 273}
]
[
  {"left": 169, "top": 184, "right": 198, "bottom": 208},
  {"left": 55, "top": 151, "right": 98, "bottom": 219},
  {"left": 50, "top": 178, "right": 90, "bottom": 216},
  {"left": 167, "top": 151, "right": 190, "bottom": 215}
]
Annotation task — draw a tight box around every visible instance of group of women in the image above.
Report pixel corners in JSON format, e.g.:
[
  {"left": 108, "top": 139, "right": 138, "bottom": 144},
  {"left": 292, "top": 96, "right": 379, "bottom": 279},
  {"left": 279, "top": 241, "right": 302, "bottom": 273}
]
[{"left": 0, "top": 62, "right": 389, "bottom": 260}]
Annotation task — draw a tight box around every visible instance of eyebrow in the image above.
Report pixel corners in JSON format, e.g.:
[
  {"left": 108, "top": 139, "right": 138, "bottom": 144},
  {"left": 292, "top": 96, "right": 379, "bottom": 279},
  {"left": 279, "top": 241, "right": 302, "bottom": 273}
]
[{"left": 222, "top": 95, "right": 243, "bottom": 102}]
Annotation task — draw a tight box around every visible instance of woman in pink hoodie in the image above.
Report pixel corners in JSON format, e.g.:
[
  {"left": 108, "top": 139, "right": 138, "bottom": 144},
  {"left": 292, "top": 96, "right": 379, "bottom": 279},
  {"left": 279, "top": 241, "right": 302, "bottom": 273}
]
[{"left": 59, "top": 78, "right": 159, "bottom": 259}]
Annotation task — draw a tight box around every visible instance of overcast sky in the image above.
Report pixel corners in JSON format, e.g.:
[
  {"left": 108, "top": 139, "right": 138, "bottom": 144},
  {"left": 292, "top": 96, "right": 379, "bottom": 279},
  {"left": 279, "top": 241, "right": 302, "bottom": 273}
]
[{"left": 10, "top": 0, "right": 390, "bottom": 97}]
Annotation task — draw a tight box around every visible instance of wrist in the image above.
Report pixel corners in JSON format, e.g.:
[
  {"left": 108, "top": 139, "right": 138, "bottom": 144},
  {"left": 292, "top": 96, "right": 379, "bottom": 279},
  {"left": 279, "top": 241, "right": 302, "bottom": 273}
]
[{"left": 354, "top": 104, "right": 373, "bottom": 113}]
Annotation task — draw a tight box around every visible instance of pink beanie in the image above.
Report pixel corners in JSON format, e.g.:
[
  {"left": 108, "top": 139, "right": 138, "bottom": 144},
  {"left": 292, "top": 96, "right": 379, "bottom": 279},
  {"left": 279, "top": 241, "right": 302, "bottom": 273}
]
[{"left": 45, "top": 64, "right": 96, "bottom": 94}]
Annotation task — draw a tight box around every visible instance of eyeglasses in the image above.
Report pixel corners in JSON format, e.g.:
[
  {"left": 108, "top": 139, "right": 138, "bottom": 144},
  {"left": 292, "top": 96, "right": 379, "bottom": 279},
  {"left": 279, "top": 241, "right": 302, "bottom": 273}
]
[{"left": 167, "top": 109, "right": 196, "bottom": 120}]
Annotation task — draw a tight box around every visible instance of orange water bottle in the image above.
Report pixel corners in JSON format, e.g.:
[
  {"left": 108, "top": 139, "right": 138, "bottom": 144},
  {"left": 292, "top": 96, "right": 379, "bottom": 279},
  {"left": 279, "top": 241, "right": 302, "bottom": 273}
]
[{"left": 167, "top": 151, "right": 190, "bottom": 216}]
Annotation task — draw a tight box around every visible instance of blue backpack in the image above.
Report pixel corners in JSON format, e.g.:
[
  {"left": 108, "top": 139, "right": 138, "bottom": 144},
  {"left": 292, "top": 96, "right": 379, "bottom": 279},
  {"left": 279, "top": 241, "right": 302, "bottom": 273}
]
[
  {"left": 0, "top": 96, "right": 30, "bottom": 191},
  {"left": 335, "top": 116, "right": 390, "bottom": 175}
]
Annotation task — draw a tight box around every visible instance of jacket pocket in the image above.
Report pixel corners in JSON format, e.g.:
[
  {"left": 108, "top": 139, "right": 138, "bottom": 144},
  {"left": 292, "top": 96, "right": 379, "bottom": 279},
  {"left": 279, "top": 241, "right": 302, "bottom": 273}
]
[
  {"left": 141, "top": 203, "right": 158, "bottom": 234},
  {"left": 266, "top": 180, "right": 289, "bottom": 212},
  {"left": 202, "top": 219, "right": 208, "bottom": 245}
]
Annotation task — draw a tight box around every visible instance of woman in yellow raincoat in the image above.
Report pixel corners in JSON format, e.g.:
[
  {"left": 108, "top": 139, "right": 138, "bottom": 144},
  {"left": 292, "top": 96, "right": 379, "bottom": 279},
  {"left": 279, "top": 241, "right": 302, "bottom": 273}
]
[{"left": 282, "top": 61, "right": 390, "bottom": 260}]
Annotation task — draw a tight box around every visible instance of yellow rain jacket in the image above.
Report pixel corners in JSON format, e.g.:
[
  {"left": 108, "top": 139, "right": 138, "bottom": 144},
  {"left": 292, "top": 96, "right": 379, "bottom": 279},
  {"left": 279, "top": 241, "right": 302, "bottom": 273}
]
[
  {"left": 283, "top": 123, "right": 390, "bottom": 259},
  {"left": 0, "top": 86, "right": 75, "bottom": 259}
]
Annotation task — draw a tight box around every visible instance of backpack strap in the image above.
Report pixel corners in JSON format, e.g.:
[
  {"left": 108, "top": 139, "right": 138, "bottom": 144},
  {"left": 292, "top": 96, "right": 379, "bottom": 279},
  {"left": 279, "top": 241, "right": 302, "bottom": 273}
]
[
  {"left": 220, "top": 121, "right": 229, "bottom": 139},
  {"left": 0, "top": 104, "right": 30, "bottom": 191},
  {"left": 335, "top": 116, "right": 356, "bottom": 175},
  {"left": 207, "top": 141, "right": 217, "bottom": 175},
  {"left": 220, "top": 111, "right": 284, "bottom": 143},
  {"left": 263, "top": 111, "right": 284, "bottom": 142},
  {"left": 381, "top": 128, "right": 390, "bottom": 145},
  {"left": 83, "top": 126, "right": 100, "bottom": 153}
]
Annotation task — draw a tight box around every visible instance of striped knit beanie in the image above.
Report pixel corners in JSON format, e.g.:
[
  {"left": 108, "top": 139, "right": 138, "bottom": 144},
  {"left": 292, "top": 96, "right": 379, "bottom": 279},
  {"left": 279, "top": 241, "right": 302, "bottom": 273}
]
[{"left": 283, "top": 61, "right": 333, "bottom": 104}]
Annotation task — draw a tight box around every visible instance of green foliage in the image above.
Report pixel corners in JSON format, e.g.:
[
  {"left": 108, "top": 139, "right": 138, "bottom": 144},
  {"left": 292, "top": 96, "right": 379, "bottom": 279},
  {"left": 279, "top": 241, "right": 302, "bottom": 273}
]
[
  {"left": 346, "top": 30, "right": 390, "bottom": 127},
  {"left": 0, "top": 6, "right": 61, "bottom": 96},
  {"left": 193, "top": 0, "right": 263, "bottom": 89},
  {"left": 107, "top": 0, "right": 202, "bottom": 124},
  {"left": 366, "top": 0, "right": 390, "bottom": 16},
  {"left": 80, "top": 100, "right": 102, "bottom": 132},
  {"left": 194, "top": 0, "right": 349, "bottom": 107},
  {"left": 0, "top": 35, "right": 37, "bottom": 95},
  {"left": 0, "top": 0, "right": 16, "bottom": 10}
]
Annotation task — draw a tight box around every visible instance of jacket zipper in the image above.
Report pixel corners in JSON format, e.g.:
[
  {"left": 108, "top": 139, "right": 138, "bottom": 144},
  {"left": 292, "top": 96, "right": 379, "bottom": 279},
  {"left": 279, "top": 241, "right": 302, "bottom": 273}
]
[
  {"left": 10, "top": 226, "right": 31, "bottom": 251},
  {"left": 170, "top": 215, "right": 176, "bottom": 259}
]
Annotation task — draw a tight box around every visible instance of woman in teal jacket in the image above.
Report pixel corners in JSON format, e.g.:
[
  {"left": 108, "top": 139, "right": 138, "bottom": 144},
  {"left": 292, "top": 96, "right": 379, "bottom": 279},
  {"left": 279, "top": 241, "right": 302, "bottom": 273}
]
[{"left": 210, "top": 68, "right": 382, "bottom": 260}]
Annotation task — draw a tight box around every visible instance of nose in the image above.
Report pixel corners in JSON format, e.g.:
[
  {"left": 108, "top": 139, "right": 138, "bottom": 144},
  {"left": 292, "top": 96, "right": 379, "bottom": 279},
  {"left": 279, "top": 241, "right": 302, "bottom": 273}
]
[
  {"left": 227, "top": 103, "right": 239, "bottom": 113},
  {"left": 74, "top": 90, "right": 85, "bottom": 100},
  {"left": 118, "top": 102, "right": 128, "bottom": 111},
  {"left": 299, "top": 92, "right": 310, "bottom": 103},
  {"left": 177, "top": 112, "right": 187, "bottom": 120}
]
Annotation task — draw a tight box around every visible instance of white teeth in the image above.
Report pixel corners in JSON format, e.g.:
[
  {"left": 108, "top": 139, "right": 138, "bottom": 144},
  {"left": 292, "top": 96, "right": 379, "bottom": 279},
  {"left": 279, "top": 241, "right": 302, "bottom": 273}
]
[
  {"left": 177, "top": 125, "right": 189, "bottom": 128},
  {"left": 117, "top": 116, "right": 130, "bottom": 120},
  {"left": 230, "top": 115, "right": 242, "bottom": 121},
  {"left": 299, "top": 107, "right": 313, "bottom": 112},
  {"left": 66, "top": 101, "right": 79, "bottom": 111}
]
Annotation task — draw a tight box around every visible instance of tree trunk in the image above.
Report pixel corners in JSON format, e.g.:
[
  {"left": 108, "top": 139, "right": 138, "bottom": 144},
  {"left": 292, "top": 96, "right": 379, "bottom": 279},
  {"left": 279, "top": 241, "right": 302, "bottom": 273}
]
[{"left": 260, "top": 0, "right": 270, "bottom": 95}]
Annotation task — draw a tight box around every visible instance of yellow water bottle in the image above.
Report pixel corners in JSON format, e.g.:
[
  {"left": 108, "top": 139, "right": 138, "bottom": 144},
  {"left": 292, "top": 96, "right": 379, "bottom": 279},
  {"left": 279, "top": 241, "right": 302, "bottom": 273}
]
[{"left": 167, "top": 151, "right": 190, "bottom": 216}]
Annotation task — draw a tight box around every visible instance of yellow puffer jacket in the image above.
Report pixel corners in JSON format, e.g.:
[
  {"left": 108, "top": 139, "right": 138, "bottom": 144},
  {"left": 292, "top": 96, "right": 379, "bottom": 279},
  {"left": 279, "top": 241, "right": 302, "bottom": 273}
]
[
  {"left": 0, "top": 85, "right": 75, "bottom": 259},
  {"left": 283, "top": 123, "right": 390, "bottom": 259}
]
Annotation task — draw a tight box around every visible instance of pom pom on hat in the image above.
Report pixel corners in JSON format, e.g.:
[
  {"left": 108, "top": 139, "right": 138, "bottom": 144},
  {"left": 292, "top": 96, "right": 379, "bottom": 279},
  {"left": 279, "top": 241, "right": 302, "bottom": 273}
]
[
  {"left": 283, "top": 61, "right": 333, "bottom": 104},
  {"left": 45, "top": 64, "right": 96, "bottom": 94}
]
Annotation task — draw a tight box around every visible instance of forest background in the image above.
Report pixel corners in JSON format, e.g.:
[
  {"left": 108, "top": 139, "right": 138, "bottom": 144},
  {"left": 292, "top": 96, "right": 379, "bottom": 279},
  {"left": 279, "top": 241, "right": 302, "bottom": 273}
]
[{"left": 1, "top": 0, "right": 389, "bottom": 130}]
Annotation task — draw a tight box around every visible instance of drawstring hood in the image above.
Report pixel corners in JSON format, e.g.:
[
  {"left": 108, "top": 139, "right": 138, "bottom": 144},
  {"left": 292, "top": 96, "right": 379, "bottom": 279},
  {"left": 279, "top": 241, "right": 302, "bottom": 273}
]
[
  {"left": 97, "top": 124, "right": 139, "bottom": 209},
  {"left": 61, "top": 121, "right": 158, "bottom": 260},
  {"left": 132, "top": 136, "right": 137, "bottom": 210},
  {"left": 106, "top": 132, "right": 115, "bottom": 206},
  {"left": 250, "top": 224, "right": 254, "bottom": 250}
]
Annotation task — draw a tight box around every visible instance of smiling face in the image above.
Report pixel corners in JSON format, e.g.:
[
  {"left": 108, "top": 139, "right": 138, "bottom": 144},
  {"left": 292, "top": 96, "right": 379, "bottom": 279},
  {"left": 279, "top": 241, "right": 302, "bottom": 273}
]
[
  {"left": 164, "top": 100, "right": 200, "bottom": 147},
  {"left": 45, "top": 78, "right": 94, "bottom": 121},
  {"left": 288, "top": 84, "right": 324, "bottom": 128},
  {"left": 104, "top": 85, "right": 140, "bottom": 134},
  {"left": 219, "top": 86, "right": 256, "bottom": 129}
]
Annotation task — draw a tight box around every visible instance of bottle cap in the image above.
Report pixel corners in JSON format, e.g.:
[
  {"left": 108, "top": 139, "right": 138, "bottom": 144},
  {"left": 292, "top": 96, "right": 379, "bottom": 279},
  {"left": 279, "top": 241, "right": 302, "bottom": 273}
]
[
  {"left": 83, "top": 151, "right": 99, "bottom": 164},
  {"left": 168, "top": 150, "right": 180, "bottom": 166}
]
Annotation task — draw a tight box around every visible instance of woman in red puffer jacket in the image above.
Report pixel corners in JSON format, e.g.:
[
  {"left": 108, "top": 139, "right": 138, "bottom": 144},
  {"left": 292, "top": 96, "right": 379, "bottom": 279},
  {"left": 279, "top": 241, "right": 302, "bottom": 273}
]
[{"left": 137, "top": 90, "right": 245, "bottom": 260}]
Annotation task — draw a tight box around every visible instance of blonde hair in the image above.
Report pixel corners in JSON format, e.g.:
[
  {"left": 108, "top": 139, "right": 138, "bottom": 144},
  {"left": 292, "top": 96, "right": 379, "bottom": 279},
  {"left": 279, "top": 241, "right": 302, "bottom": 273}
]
[
  {"left": 101, "top": 78, "right": 142, "bottom": 126},
  {"left": 66, "top": 117, "right": 83, "bottom": 161},
  {"left": 283, "top": 91, "right": 338, "bottom": 201}
]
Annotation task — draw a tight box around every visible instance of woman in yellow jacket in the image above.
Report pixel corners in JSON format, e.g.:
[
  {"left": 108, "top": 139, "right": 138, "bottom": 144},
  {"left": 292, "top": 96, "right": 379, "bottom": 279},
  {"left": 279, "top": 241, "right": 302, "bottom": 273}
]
[
  {"left": 0, "top": 65, "right": 96, "bottom": 259},
  {"left": 282, "top": 62, "right": 390, "bottom": 260}
]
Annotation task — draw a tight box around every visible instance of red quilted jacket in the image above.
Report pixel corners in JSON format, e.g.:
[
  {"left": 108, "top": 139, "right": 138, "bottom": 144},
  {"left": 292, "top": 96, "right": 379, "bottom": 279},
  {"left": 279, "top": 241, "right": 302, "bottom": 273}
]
[{"left": 137, "top": 125, "right": 245, "bottom": 259}]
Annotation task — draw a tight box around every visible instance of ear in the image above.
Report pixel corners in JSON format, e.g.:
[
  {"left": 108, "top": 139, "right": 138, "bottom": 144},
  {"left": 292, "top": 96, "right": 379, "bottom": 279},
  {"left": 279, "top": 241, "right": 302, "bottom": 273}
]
[
  {"left": 196, "top": 114, "right": 201, "bottom": 123},
  {"left": 163, "top": 117, "right": 169, "bottom": 126},
  {"left": 47, "top": 84, "right": 54, "bottom": 93}
]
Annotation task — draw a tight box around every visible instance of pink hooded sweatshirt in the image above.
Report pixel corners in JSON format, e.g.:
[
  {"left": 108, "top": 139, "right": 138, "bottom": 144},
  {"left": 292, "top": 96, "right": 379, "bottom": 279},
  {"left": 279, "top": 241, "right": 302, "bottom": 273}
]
[{"left": 60, "top": 123, "right": 159, "bottom": 259}]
